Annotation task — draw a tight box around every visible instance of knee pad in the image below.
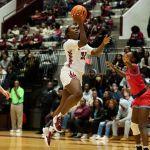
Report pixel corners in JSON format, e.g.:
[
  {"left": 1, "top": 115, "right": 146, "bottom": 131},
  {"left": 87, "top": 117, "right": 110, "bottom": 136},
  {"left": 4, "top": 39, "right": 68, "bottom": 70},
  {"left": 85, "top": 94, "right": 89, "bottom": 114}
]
[{"left": 131, "top": 122, "right": 140, "bottom": 135}]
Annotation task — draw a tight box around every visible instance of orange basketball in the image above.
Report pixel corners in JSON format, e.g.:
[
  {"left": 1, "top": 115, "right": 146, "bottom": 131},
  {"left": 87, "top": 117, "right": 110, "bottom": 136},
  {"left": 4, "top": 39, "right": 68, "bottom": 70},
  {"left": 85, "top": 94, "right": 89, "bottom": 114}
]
[{"left": 71, "top": 5, "right": 87, "bottom": 22}]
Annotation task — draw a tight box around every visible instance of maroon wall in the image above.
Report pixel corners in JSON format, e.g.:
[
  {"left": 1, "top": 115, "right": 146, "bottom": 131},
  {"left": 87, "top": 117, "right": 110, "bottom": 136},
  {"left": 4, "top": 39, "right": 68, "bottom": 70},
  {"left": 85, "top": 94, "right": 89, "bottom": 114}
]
[
  {"left": 17, "top": 0, "right": 34, "bottom": 10},
  {"left": 2, "top": 0, "right": 43, "bottom": 34}
]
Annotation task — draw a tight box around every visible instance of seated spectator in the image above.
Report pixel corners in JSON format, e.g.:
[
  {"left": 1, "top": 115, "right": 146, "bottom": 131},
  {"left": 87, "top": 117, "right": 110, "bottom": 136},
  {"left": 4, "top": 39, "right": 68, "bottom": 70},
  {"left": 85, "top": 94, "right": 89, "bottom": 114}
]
[
  {"left": 0, "top": 64, "right": 7, "bottom": 85},
  {"left": 102, "top": 89, "right": 112, "bottom": 107},
  {"left": 46, "top": 9, "right": 56, "bottom": 25},
  {"left": 31, "top": 10, "right": 47, "bottom": 25},
  {"left": 0, "top": 36, "right": 7, "bottom": 50},
  {"left": 11, "top": 25, "right": 20, "bottom": 36},
  {"left": 111, "top": 99, "right": 132, "bottom": 141},
  {"left": 0, "top": 53, "right": 11, "bottom": 70},
  {"left": 113, "top": 54, "right": 124, "bottom": 70},
  {"left": 111, "top": 83, "right": 122, "bottom": 103},
  {"left": 88, "top": 88, "right": 102, "bottom": 106},
  {"left": 137, "top": 47, "right": 145, "bottom": 61},
  {"left": 18, "top": 31, "right": 32, "bottom": 49},
  {"left": 41, "top": 24, "right": 54, "bottom": 41},
  {"left": 140, "top": 51, "right": 150, "bottom": 78},
  {"left": 106, "top": 70, "right": 122, "bottom": 88},
  {"left": 124, "top": 46, "right": 131, "bottom": 54},
  {"left": 127, "top": 25, "right": 145, "bottom": 47},
  {"left": 101, "top": 1, "right": 114, "bottom": 17},
  {"left": 95, "top": 73, "right": 107, "bottom": 98},
  {"left": 88, "top": 98, "right": 104, "bottom": 140},
  {"left": 49, "top": 23, "right": 62, "bottom": 41},
  {"left": 82, "top": 83, "right": 92, "bottom": 105},
  {"left": 30, "top": 31, "right": 43, "bottom": 49},
  {"left": 82, "top": 69, "right": 97, "bottom": 89},
  {"left": 96, "top": 99, "right": 118, "bottom": 140},
  {"left": 69, "top": 98, "right": 90, "bottom": 138},
  {"left": 121, "top": 88, "right": 133, "bottom": 107}
]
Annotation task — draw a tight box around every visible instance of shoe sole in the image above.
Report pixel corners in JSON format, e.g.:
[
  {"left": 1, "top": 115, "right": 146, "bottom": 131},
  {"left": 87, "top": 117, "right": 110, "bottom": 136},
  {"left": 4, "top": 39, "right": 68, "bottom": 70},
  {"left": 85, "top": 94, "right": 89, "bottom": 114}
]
[{"left": 44, "top": 132, "right": 52, "bottom": 147}]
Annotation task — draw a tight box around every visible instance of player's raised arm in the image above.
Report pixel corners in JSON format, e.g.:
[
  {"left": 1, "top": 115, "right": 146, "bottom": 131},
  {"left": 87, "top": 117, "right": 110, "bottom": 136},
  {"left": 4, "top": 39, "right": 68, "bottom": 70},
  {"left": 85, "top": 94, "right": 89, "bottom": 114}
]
[
  {"left": 106, "top": 61, "right": 126, "bottom": 77},
  {"left": 91, "top": 35, "right": 110, "bottom": 56}
]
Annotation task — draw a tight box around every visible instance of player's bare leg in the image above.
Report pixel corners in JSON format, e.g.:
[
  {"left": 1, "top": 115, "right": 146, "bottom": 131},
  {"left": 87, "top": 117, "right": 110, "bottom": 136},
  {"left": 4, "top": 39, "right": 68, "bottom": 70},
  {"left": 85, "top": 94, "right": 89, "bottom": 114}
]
[
  {"left": 131, "top": 107, "right": 150, "bottom": 150},
  {"left": 53, "top": 79, "right": 82, "bottom": 132},
  {"left": 138, "top": 108, "right": 150, "bottom": 150}
]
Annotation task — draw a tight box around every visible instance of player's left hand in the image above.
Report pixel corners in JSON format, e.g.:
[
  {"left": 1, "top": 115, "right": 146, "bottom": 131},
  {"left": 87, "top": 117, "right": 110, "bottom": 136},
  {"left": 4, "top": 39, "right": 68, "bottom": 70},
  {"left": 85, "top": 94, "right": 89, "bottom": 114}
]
[{"left": 103, "top": 35, "right": 111, "bottom": 45}]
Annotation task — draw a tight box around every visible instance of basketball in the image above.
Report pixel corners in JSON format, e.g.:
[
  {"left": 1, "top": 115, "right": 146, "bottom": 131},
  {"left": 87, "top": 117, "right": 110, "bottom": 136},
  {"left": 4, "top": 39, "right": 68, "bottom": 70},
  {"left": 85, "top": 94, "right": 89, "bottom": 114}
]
[{"left": 71, "top": 5, "right": 87, "bottom": 22}]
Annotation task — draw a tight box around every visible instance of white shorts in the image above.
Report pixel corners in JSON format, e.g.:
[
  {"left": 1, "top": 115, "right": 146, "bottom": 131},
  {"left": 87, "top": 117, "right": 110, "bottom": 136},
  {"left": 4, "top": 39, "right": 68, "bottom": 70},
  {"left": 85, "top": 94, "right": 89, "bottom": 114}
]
[{"left": 60, "top": 66, "right": 83, "bottom": 87}]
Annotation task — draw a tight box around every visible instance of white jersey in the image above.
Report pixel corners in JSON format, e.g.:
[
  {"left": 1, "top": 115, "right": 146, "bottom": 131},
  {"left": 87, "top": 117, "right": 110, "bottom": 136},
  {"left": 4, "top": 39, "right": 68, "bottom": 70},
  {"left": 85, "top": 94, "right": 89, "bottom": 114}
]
[{"left": 63, "top": 39, "right": 93, "bottom": 74}]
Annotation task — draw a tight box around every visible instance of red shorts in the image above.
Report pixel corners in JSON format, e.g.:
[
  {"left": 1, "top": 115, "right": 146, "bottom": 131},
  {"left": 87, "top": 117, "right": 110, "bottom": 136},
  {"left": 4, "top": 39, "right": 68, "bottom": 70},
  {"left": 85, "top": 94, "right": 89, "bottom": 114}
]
[{"left": 132, "top": 89, "right": 150, "bottom": 108}]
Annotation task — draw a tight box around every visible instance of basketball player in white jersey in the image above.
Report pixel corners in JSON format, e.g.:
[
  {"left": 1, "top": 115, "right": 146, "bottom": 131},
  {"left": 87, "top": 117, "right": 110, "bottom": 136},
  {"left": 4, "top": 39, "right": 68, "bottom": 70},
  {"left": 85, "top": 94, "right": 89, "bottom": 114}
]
[{"left": 43, "top": 14, "right": 110, "bottom": 146}]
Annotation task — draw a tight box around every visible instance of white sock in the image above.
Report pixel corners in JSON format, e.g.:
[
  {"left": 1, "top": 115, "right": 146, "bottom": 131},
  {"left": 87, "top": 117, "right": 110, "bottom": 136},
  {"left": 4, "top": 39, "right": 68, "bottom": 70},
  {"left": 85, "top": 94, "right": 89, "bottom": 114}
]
[
  {"left": 136, "top": 144, "right": 142, "bottom": 147},
  {"left": 143, "top": 146, "right": 149, "bottom": 149}
]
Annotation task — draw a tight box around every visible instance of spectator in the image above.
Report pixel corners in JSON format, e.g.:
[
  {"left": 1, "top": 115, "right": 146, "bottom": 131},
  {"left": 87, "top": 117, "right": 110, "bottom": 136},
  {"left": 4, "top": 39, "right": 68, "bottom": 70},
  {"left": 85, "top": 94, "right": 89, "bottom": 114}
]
[
  {"left": 2, "top": 66, "right": 16, "bottom": 90},
  {"left": 10, "top": 80, "right": 24, "bottom": 136},
  {"left": 88, "top": 88, "right": 102, "bottom": 106},
  {"left": 82, "top": 69, "right": 97, "bottom": 89},
  {"left": 82, "top": 83, "right": 92, "bottom": 105},
  {"left": 111, "top": 83, "right": 122, "bottom": 103},
  {"left": 95, "top": 74, "right": 107, "bottom": 98},
  {"left": 37, "top": 81, "right": 57, "bottom": 134},
  {"left": 140, "top": 51, "right": 150, "bottom": 78},
  {"left": 0, "top": 64, "right": 7, "bottom": 85},
  {"left": 53, "top": 78, "right": 60, "bottom": 93},
  {"left": 69, "top": 98, "right": 90, "bottom": 138},
  {"left": 113, "top": 54, "right": 124, "bottom": 70},
  {"left": 127, "top": 25, "right": 145, "bottom": 47},
  {"left": 106, "top": 70, "right": 122, "bottom": 88},
  {"left": 111, "top": 99, "right": 132, "bottom": 141},
  {"left": 124, "top": 46, "right": 131, "bottom": 54},
  {"left": 45, "top": 87, "right": 62, "bottom": 126},
  {"left": 89, "top": 98, "right": 105, "bottom": 140},
  {"left": 0, "top": 53, "right": 11, "bottom": 70},
  {"left": 18, "top": 31, "right": 31, "bottom": 49},
  {"left": 31, "top": 31, "right": 43, "bottom": 49},
  {"left": 102, "top": 89, "right": 112, "bottom": 107},
  {"left": 49, "top": 23, "right": 62, "bottom": 41},
  {"left": 11, "top": 50, "right": 22, "bottom": 73},
  {"left": 137, "top": 47, "right": 145, "bottom": 61},
  {"left": 21, "top": 49, "right": 30, "bottom": 64},
  {"left": 11, "top": 25, "right": 20, "bottom": 36},
  {"left": 96, "top": 99, "right": 118, "bottom": 140},
  {"left": 121, "top": 88, "right": 133, "bottom": 107}
]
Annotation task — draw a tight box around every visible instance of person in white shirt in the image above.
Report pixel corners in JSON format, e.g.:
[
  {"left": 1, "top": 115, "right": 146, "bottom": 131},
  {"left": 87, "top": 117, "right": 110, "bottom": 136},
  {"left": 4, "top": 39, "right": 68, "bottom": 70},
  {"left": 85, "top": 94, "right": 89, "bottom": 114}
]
[{"left": 43, "top": 13, "right": 110, "bottom": 146}]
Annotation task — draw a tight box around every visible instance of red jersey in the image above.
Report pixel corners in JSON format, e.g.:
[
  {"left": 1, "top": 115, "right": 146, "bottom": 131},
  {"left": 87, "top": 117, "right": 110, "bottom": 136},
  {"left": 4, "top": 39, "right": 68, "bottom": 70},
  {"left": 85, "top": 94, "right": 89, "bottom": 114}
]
[{"left": 125, "top": 64, "right": 146, "bottom": 96}]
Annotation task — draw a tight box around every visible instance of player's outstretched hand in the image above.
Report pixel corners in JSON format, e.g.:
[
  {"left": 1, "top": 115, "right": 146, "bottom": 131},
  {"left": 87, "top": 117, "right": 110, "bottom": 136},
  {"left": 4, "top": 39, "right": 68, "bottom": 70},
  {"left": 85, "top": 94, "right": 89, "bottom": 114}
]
[
  {"left": 105, "top": 61, "right": 114, "bottom": 70},
  {"left": 103, "top": 35, "right": 111, "bottom": 45},
  {"left": 73, "top": 14, "right": 84, "bottom": 25}
]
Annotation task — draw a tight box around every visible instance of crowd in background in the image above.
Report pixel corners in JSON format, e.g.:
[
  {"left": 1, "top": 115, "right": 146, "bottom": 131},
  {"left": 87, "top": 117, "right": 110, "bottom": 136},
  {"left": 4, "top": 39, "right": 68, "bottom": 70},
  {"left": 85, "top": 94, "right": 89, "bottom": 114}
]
[{"left": 0, "top": 0, "right": 147, "bottom": 139}]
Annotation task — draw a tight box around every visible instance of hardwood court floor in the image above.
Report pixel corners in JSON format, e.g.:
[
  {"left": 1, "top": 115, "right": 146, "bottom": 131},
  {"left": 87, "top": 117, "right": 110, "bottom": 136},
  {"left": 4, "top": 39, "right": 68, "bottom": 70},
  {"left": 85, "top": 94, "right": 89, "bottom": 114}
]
[{"left": 0, "top": 131, "right": 143, "bottom": 150}]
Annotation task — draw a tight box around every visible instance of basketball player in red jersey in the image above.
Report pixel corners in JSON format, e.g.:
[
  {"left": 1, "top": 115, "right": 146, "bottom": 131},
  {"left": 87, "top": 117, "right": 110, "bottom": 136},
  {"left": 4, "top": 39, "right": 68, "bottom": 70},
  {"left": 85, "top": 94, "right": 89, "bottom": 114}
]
[
  {"left": 43, "top": 14, "right": 110, "bottom": 146},
  {"left": 106, "top": 51, "right": 150, "bottom": 150},
  {"left": 0, "top": 86, "right": 10, "bottom": 99}
]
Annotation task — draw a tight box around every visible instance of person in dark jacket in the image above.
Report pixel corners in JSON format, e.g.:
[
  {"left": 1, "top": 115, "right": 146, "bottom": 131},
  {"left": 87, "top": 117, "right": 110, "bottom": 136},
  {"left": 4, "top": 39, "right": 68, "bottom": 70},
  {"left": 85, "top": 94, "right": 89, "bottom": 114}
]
[
  {"left": 96, "top": 99, "right": 118, "bottom": 140},
  {"left": 89, "top": 98, "right": 105, "bottom": 139},
  {"left": 37, "top": 81, "right": 57, "bottom": 134}
]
